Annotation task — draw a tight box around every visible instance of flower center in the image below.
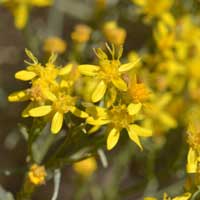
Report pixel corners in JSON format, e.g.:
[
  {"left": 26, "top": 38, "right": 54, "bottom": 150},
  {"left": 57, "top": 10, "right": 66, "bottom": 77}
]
[
  {"left": 109, "top": 105, "right": 133, "bottom": 128},
  {"left": 53, "top": 93, "right": 76, "bottom": 113}
]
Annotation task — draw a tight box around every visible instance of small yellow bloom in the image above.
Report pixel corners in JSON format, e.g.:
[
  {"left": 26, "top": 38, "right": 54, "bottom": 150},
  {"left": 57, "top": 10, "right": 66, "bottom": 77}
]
[
  {"left": 28, "top": 90, "right": 88, "bottom": 134},
  {"left": 102, "top": 21, "right": 127, "bottom": 46},
  {"left": 71, "top": 24, "right": 92, "bottom": 43},
  {"left": 28, "top": 164, "right": 46, "bottom": 185},
  {"left": 128, "top": 76, "right": 150, "bottom": 104},
  {"left": 132, "top": 0, "right": 173, "bottom": 22},
  {"left": 43, "top": 37, "right": 67, "bottom": 54},
  {"left": 78, "top": 44, "right": 139, "bottom": 103},
  {"left": 86, "top": 103, "right": 152, "bottom": 150},
  {"left": 73, "top": 157, "right": 97, "bottom": 177}
]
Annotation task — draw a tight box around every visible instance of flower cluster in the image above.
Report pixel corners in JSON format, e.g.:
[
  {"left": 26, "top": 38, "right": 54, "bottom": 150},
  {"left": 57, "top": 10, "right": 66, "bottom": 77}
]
[
  {"left": 8, "top": 49, "right": 87, "bottom": 134},
  {"left": 9, "top": 44, "right": 152, "bottom": 151}
]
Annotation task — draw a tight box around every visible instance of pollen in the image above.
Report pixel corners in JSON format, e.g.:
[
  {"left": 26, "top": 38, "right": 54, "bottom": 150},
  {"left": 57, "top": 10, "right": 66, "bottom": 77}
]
[
  {"left": 109, "top": 105, "right": 133, "bottom": 128},
  {"left": 52, "top": 93, "right": 76, "bottom": 113}
]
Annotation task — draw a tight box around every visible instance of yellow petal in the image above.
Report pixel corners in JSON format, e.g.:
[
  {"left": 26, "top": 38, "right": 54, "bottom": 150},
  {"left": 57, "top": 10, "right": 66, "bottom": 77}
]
[
  {"left": 127, "top": 103, "right": 142, "bottom": 115},
  {"left": 14, "top": 4, "right": 28, "bottom": 29},
  {"left": 51, "top": 112, "right": 63, "bottom": 134},
  {"left": 8, "top": 90, "right": 28, "bottom": 102},
  {"left": 186, "top": 148, "right": 198, "bottom": 173},
  {"left": 87, "top": 117, "right": 110, "bottom": 126},
  {"left": 127, "top": 125, "right": 143, "bottom": 150},
  {"left": 112, "top": 77, "right": 127, "bottom": 91},
  {"left": 70, "top": 107, "right": 88, "bottom": 118},
  {"left": 88, "top": 126, "right": 101, "bottom": 134},
  {"left": 105, "top": 87, "right": 117, "bottom": 108},
  {"left": 132, "top": 0, "right": 146, "bottom": 6},
  {"left": 144, "top": 198, "right": 157, "bottom": 200},
  {"left": 43, "top": 90, "right": 57, "bottom": 101},
  {"left": 15, "top": 70, "right": 37, "bottom": 81},
  {"left": 30, "top": 0, "right": 52, "bottom": 6},
  {"left": 78, "top": 65, "right": 100, "bottom": 76},
  {"left": 29, "top": 105, "right": 52, "bottom": 117},
  {"left": 173, "top": 193, "right": 191, "bottom": 200},
  {"left": 92, "top": 81, "right": 107, "bottom": 102},
  {"left": 129, "top": 124, "right": 152, "bottom": 137},
  {"left": 22, "top": 103, "right": 35, "bottom": 118},
  {"left": 59, "top": 64, "right": 73, "bottom": 75},
  {"left": 107, "top": 128, "right": 120, "bottom": 150},
  {"left": 119, "top": 60, "right": 140, "bottom": 72}
]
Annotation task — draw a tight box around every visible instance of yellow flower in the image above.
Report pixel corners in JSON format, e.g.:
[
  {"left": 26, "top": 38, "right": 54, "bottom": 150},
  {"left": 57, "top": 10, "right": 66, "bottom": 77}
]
[
  {"left": 71, "top": 24, "right": 92, "bottom": 43},
  {"left": 13, "top": 49, "right": 59, "bottom": 83},
  {"left": 102, "top": 21, "right": 127, "bottom": 46},
  {"left": 78, "top": 44, "right": 139, "bottom": 102},
  {"left": 3, "top": 0, "right": 53, "bottom": 29},
  {"left": 8, "top": 49, "right": 86, "bottom": 134},
  {"left": 28, "top": 89, "right": 88, "bottom": 134},
  {"left": 128, "top": 75, "right": 150, "bottom": 104},
  {"left": 43, "top": 37, "right": 67, "bottom": 54},
  {"left": 86, "top": 103, "right": 152, "bottom": 150},
  {"left": 132, "top": 0, "right": 173, "bottom": 22},
  {"left": 28, "top": 164, "right": 46, "bottom": 185},
  {"left": 73, "top": 157, "right": 97, "bottom": 177}
]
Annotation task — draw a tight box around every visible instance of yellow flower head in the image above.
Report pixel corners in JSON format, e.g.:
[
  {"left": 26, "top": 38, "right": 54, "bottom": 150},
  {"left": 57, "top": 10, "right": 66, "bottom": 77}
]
[
  {"left": 102, "top": 21, "right": 127, "bottom": 46},
  {"left": 28, "top": 164, "right": 46, "bottom": 185},
  {"left": 132, "top": 0, "right": 173, "bottom": 22},
  {"left": 86, "top": 103, "right": 152, "bottom": 150},
  {"left": 73, "top": 157, "right": 97, "bottom": 177},
  {"left": 128, "top": 75, "right": 150, "bottom": 104},
  {"left": 43, "top": 37, "right": 67, "bottom": 54},
  {"left": 27, "top": 87, "right": 88, "bottom": 134},
  {"left": 71, "top": 24, "right": 92, "bottom": 43},
  {"left": 78, "top": 44, "right": 140, "bottom": 103},
  {"left": 8, "top": 49, "right": 87, "bottom": 134}
]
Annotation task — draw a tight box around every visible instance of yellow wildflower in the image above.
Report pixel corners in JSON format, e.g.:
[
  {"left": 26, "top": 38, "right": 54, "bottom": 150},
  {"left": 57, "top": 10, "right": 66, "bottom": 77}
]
[
  {"left": 132, "top": 0, "right": 173, "bottom": 22},
  {"left": 28, "top": 164, "right": 46, "bottom": 185},
  {"left": 8, "top": 50, "right": 87, "bottom": 134},
  {"left": 128, "top": 75, "right": 150, "bottom": 104},
  {"left": 73, "top": 157, "right": 97, "bottom": 177},
  {"left": 102, "top": 21, "right": 126, "bottom": 46},
  {"left": 71, "top": 24, "right": 92, "bottom": 43},
  {"left": 43, "top": 37, "right": 67, "bottom": 54},
  {"left": 86, "top": 103, "right": 152, "bottom": 150},
  {"left": 3, "top": 0, "right": 53, "bottom": 29},
  {"left": 78, "top": 44, "right": 139, "bottom": 103},
  {"left": 28, "top": 87, "right": 88, "bottom": 134}
]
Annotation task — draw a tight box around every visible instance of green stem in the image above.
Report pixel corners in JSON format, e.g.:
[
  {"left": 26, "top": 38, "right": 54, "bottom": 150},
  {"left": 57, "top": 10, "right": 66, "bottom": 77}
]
[{"left": 16, "top": 176, "right": 36, "bottom": 200}]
